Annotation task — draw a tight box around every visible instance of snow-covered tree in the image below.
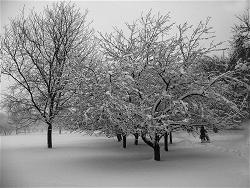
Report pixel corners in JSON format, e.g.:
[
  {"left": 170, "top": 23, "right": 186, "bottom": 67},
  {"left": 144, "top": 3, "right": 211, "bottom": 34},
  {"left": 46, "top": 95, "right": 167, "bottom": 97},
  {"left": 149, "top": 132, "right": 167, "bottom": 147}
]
[
  {"left": 227, "top": 10, "right": 250, "bottom": 115},
  {"left": 0, "top": 2, "right": 95, "bottom": 148},
  {"left": 230, "top": 9, "right": 250, "bottom": 66},
  {"left": 60, "top": 53, "right": 110, "bottom": 134},
  {"left": 99, "top": 11, "right": 249, "bottom": 161},
  {"left": 199, "top": 10, "right": 250, "bottom": 118}
]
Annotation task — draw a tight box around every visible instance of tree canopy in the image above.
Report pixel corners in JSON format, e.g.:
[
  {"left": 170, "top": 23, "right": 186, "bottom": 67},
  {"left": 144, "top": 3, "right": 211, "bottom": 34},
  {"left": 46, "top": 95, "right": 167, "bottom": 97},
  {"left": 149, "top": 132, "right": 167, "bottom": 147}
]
[{"left": 1, "top": 3, "right": 249, "bottom": 160}]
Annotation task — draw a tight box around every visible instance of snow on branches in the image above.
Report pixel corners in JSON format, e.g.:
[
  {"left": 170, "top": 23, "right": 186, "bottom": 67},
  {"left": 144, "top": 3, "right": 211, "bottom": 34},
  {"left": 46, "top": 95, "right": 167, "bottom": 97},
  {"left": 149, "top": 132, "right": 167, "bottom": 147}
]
[{"left": 96, "top": 11, "right": 249, "bottom": 160}]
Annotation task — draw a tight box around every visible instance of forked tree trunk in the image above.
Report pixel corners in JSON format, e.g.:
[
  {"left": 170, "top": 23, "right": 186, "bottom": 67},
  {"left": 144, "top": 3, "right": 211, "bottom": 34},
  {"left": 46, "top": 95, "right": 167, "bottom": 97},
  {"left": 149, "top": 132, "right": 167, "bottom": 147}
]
[
  {"left": 134, "top": 133, "right": 139, "bottom": 145},
  {"left": 47, "top": 123, "right": 52, "bottom": 148},
  {"left": 164, "top": 132, "right": 168, "bottom": 151},
  {"left": 141, "top": 133, "right": 161, "bottom": 161},
  {"left": 122, "top": 135, "right": 126, "bottom": 148},
  {"left": 169, "top": 131, "right": 173, "bottom": 144},
  {"left": 117, "top": 134, "right": 122, "bottom": 142}
]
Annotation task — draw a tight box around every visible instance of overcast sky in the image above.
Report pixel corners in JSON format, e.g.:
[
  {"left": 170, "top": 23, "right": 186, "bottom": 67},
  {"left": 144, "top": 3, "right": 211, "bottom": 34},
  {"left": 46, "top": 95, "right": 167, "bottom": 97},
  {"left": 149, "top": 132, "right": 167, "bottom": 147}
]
[
  {"left": 0, "top": 0, "right": 249, "bottom": 103},
  {"left": 1, "top": 1, "right": 248, "bottom": 36}
]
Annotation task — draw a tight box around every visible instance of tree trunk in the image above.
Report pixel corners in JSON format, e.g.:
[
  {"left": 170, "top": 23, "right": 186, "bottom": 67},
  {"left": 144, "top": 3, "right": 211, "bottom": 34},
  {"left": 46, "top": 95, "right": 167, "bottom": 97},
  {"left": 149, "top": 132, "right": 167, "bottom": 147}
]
[
  {"left": 59, "top": 127, "right": 62, "bottom": 134},
  {"left": 47, "top": 123, "right": 52, "bottom": 148},
  {"left": 169, "top": 131, "right": 173, "bottom": 144},
  {"left": 117, "top": 134, "right": 122, "bottom": 142},
  {"left": 154, "top": 134, "right": 160, "bottom": 161},
  {"left": 141, "top": 133, "right": 160, "bottom": 161},
  {"left": 141, "top": 134, "right": 154, "bottom": 148},
  {"left": 164, "top": 132, "right": 168, "bottom": 151},
  {"left": 134, "top": 133, "right": 139, "bottom": 145},
  {"left": 122, "top": 135, "right": 126, "bottom": 148}
]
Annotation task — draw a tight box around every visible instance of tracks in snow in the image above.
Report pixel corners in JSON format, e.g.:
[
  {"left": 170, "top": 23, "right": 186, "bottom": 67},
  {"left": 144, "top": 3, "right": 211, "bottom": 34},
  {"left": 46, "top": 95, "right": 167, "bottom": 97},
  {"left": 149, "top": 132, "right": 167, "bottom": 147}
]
[{"left": 174, "top": 133, "right": 249, "bottom": 160}]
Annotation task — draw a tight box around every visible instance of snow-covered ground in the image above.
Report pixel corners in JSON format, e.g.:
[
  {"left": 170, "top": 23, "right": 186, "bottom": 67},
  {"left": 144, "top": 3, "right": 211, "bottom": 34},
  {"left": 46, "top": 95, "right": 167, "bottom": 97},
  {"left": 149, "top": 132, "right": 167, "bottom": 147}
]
[{"left": 1, "top": 127, "right": 249, "bottom": 188}]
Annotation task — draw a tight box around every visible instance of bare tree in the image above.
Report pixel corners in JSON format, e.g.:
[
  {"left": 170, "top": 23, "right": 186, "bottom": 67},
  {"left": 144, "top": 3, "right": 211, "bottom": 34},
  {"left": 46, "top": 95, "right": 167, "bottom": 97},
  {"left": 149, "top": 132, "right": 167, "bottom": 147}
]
[{"left": 0, "top": 2, "right": 95, "bottom": 148}]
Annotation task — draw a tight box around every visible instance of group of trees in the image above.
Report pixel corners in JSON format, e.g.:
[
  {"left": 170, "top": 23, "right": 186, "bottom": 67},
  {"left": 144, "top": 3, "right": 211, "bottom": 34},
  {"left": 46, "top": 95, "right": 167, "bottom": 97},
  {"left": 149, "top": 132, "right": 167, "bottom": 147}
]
[{"left": 1, "top": 2, "right": 249, "bottom": 161}]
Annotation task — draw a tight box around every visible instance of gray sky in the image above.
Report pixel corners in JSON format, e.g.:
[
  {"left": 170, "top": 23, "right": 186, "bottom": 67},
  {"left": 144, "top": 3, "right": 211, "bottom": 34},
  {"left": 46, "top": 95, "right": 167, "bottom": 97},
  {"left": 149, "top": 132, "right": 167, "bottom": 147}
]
[{"left": 0, "top": 0, "right": 248, "bottom": 103}]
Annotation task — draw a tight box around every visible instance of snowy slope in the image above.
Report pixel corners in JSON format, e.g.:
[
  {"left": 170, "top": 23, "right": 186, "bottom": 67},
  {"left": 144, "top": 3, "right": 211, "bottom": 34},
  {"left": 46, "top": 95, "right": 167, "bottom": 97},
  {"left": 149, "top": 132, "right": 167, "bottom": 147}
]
[{"left": 1, "top": 129, "right": 249, "bottom": 188}]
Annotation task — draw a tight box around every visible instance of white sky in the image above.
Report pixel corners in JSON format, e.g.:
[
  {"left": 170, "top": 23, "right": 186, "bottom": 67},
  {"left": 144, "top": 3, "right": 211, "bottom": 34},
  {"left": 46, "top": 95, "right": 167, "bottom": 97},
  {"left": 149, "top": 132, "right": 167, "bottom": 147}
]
[{"left": 0, "top": 0, "right": 249, "bottom": 104}]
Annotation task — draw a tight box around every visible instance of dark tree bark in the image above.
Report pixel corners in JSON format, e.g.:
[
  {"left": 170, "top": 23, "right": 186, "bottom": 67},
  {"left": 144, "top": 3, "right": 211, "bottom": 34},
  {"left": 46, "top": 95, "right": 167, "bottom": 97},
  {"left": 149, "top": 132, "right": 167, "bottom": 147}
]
[
  {"left": 134, "top": 133, "right": 139, "bottom": 145},
  {"left": 47, "top": 123, "right": 52, "bottom": 148},
  {"left": 141, "top": 133, "right": 161, "bottom": 161},
  {"left": 117, "top": 134, "right": 122, "bottom": 142},
  {"left": 164, "top": 132, "right": 168, "bottom": 151},
  {"left": 154, "top": 133, "right": 160, "bottom": 161},
  {"left": 141, "top": 134, "right": 154, "bottom": 148},
  {"left": 122, "top": 135, "right": 126, "bottom": 148},
  {"left": 59, "top": 127, "right": 62, "bottom": 134},
  {"left": 169, "top": 131, "right": 173, "bottom": 144}
]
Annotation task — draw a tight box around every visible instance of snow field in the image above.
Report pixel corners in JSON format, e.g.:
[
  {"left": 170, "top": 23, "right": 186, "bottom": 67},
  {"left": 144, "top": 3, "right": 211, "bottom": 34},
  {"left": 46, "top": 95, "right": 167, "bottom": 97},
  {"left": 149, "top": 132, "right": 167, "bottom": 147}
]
[{"left": 1, "top": 130, "right": 249, "bottom": 188}]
